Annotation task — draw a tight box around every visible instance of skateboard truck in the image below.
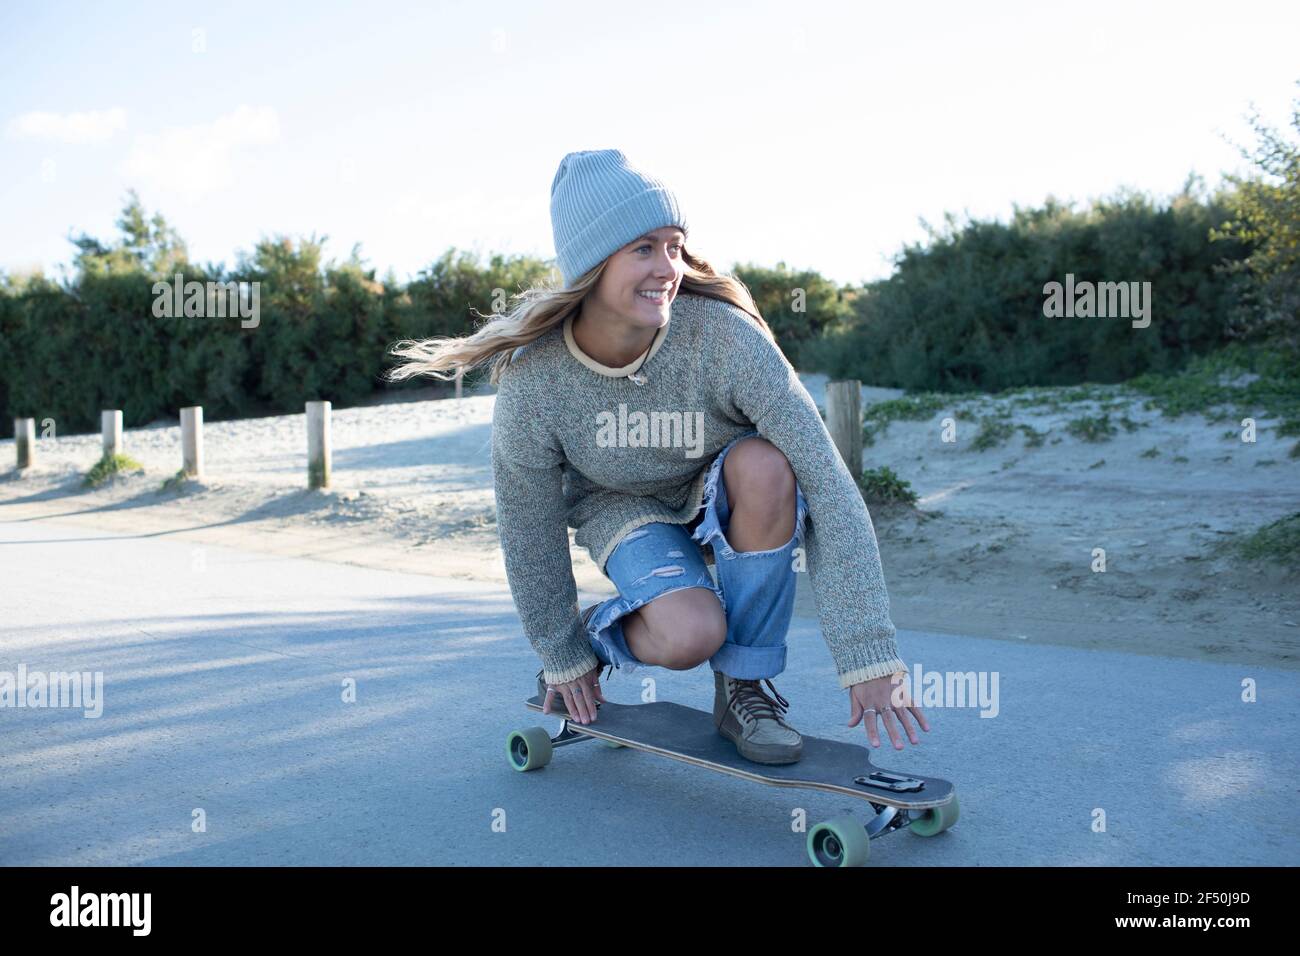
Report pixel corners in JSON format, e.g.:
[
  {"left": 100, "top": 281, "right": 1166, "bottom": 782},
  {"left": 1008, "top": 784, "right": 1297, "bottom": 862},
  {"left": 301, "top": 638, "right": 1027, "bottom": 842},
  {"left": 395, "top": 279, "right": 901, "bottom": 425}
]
[{"left": 853, "top": 769, "right": 926, "bottom": 793}]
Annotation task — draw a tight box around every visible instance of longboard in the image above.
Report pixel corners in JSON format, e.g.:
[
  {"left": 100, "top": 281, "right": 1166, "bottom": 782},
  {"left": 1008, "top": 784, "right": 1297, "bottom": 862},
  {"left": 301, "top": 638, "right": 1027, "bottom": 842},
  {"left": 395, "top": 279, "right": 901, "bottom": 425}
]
[{"left": 507, "top": 695, "right": 960, "bottom": 866}]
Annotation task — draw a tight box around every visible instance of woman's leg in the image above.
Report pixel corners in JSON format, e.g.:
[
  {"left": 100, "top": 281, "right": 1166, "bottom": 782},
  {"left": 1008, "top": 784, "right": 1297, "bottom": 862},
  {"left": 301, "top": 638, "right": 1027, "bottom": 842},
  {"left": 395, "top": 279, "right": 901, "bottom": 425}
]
[
  {"left": 587, "top": 521, "right": 726, "bottom": 674},
  {"left": 722, "top": 438, "right": 798, "bottom": 551},
  {"left": 689, "top": 433, "right": 810, "bottom": 681},
  {"left": 621, "top": 587, "right": 726, "bottom": 669}
]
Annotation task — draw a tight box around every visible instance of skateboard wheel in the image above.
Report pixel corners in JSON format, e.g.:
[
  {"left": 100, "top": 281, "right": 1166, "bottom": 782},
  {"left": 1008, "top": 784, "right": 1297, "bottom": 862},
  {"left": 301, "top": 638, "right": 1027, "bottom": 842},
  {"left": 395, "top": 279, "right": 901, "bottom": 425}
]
[
  {"left": 909, "top": 793, "right": 960, "bottom": 837},
  {"left": 807, "top": 816, "right": 871, "bottom": 867},
  {"left": 506, "top": 727, "right": 553, "bottom": 771},
  {"left": 598, "top": 738, "right": 626, "bottom": 749}
]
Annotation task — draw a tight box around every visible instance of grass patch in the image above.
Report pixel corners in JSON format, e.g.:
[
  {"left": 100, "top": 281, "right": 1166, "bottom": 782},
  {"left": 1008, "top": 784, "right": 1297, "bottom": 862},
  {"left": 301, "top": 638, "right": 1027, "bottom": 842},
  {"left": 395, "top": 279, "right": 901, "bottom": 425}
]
[
  {"left": 1128, "top": 342, "right": 1300, "bottom": 422},
  {"left": 1235, "top": 512, "right": 1300, "bottom": 568},
  {"left": 971, "top": 417, "right": 1017, "bottom": 452},
  {"left": 160, "top": 469, "right": 190, "bottom": 492},
  {"left": 862, "top": 392, "right": 956, "bottom": 446},
  {"left": 997, "top": 383, "right": 1113, "bottom": 410},
  {"left": 1065, "top": 413, "right": 1119, "bottom": 443},
  {"left": 1140, "top": 446, "right": 1160, "bottom": 458},
  {"left": 1277, "top": 420, "right": 1300, "bottom": 458},
  {"left": 857, "top": 465, "right": 919, "bottom": 506},
  {"left": 1017, "top": 424, "right": 1047, "bottom": 448},
  {"left": 83, "top": 453, "right": 144, "bottom": 488}
]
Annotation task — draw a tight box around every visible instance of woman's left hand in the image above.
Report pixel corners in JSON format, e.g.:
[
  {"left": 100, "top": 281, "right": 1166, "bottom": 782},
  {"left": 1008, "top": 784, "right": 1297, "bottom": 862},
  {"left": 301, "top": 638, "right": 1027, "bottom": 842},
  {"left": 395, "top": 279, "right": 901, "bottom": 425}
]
[{"left": 847, "top": 673, "right": 929, "bottom": 750}]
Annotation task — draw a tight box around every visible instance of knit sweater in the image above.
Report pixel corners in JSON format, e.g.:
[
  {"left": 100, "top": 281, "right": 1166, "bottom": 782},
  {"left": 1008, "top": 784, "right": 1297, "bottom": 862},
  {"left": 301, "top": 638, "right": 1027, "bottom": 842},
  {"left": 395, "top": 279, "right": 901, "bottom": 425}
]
[{"left": 490, "top": 291, "right": 908, "bottom": 690}]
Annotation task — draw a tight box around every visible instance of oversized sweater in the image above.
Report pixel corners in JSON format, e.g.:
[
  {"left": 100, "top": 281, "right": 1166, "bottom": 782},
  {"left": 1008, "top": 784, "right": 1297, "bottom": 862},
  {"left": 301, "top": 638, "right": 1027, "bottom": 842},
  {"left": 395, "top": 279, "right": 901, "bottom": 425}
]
[{"left": 490, "top": 291, "right": 908, "bottom": 690}]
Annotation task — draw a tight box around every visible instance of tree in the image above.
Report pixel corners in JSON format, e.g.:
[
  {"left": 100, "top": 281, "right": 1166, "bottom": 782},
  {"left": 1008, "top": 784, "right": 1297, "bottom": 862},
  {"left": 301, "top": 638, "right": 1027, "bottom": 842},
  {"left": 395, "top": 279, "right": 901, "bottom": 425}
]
[
  {"left": 68, "top": 189, "right": 189, "bottom": 277},
  {"left": 1212, "top": 81, "right": 1300, "bottom": 348}
]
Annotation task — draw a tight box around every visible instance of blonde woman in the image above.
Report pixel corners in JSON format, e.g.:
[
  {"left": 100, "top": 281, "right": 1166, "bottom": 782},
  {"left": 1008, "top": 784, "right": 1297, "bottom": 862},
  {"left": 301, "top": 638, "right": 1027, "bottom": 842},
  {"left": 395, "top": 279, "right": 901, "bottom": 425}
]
[{"left": 387, "top": 149, "right": 928, "bottom": 763}]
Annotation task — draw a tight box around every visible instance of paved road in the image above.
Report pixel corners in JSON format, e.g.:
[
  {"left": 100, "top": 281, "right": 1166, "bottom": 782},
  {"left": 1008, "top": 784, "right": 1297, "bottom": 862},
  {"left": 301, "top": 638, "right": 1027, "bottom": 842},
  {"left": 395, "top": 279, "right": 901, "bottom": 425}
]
[{"left": 1, "top": 518, "right": 1297, "bottom": 866}]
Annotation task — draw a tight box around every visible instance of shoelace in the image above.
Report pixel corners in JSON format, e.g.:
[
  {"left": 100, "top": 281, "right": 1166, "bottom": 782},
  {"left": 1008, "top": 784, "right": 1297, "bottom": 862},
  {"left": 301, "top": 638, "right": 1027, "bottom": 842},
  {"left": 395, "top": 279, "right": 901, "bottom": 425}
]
[{"left": 727, "top": 677, "right": 791, "bottom": 725}]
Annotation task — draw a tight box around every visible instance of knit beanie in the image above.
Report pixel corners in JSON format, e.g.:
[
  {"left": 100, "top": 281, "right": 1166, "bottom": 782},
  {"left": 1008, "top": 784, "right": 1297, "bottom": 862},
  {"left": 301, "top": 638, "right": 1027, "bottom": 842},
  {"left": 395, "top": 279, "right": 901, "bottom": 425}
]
[{"left": 549, "top": 149, "right": 688, "bottom": 288}]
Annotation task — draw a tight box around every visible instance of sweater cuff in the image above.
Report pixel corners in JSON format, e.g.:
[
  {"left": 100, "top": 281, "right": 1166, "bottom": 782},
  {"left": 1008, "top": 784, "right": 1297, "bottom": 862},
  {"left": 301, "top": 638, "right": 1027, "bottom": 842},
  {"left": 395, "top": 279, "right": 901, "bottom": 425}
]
[
  {"left": 539, "top": 626, "right": 601, "bottom": 687},
  {"left": 833, "top": 637, "right": 909, "bottom": 690}
]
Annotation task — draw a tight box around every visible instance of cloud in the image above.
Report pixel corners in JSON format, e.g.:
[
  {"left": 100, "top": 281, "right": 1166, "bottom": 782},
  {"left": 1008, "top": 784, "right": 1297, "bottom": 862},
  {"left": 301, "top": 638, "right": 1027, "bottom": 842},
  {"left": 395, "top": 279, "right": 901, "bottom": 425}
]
[
  {"left": 121, "top": 105, "right": 280, "bottom": 199},
  {"left": 6, "top": 108, "right": 127, "bottom": 144}
]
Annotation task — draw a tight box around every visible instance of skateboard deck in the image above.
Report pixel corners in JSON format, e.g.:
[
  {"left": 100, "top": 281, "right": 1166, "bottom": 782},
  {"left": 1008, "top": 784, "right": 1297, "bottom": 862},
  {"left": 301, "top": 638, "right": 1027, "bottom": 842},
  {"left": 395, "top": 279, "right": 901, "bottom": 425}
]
[{"left": 508, "top": 694, "right": 960, "bottom": 866}]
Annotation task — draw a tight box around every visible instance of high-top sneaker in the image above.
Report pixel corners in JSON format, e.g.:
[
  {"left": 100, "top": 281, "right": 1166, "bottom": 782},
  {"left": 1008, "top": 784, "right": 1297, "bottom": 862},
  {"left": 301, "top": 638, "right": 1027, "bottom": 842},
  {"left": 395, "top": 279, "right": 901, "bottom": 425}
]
[
  {"left": 536, "top": 603, "right": 611, "bottom": 718},
  {"left": 713, "top": 670, "right": 803, "bottom": 764}
]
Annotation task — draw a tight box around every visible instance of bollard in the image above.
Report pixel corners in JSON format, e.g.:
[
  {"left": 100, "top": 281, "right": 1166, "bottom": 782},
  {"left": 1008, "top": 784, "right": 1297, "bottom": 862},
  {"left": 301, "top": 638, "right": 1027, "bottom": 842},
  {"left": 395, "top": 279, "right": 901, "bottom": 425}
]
[
  {"left": 181, "top": 406, "right": 204, "bottom": 479},
  {"left": 306, "top": 400, "right": 331, "bottom": 490},
  {"left": 825, "top": 380, "right": 862, "bottom": 477},
  {"left": 102, "top": 409, "right": 123, "bottom": 458},
  {"left": 15, "top": 418, "right": 36, "bottom": 468}
]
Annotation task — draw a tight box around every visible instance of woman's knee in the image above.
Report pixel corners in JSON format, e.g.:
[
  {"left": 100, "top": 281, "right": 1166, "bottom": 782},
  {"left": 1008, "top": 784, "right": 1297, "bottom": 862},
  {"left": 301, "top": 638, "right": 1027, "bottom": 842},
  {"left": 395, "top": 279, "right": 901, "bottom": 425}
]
[
  {"left": 639, "top": 586, "right": 726, "bottom": 669},
  {"left": 723, "top": 438, "right": 796, "bottom": 512}
]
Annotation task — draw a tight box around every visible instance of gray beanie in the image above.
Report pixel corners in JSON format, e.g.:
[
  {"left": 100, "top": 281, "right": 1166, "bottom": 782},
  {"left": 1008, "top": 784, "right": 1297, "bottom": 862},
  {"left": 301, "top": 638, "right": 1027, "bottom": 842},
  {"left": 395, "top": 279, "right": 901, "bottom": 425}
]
[{"left": 549, "top": 149, "right": 688, "bottom": 288}]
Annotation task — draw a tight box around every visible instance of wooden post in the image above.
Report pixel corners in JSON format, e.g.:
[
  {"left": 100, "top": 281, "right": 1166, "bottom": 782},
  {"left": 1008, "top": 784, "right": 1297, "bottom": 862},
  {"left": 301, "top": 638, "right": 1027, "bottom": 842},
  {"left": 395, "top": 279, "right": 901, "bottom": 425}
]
[
  {"left": 181, "top": 406, "right": 204, "bottom": 479},
  {"left": 101, "top": 409, "right": 122, "bottom": 458},
  {"left": 14, "top": 418, "right": 35, "bottom": 468},
  {"left": 825, "top": 380, "right": 862, "bottom": 477},
  {"left": 306, "top": 400, "right": 331, "bottom": 489}
]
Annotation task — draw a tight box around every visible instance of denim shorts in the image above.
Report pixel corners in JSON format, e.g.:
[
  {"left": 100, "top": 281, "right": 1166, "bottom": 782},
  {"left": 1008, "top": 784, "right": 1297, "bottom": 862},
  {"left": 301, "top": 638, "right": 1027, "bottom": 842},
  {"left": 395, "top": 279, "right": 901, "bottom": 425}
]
[{"left": 585, "top": 428, "right": 810, "bottom": 680}]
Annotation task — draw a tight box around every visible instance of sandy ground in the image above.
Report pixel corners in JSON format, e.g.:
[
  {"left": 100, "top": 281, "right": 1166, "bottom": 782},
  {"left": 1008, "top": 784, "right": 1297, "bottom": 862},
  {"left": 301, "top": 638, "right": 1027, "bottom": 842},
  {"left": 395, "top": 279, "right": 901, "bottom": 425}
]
[{"left": 3, "top": 373, "right": 1298, "bottom": 669}]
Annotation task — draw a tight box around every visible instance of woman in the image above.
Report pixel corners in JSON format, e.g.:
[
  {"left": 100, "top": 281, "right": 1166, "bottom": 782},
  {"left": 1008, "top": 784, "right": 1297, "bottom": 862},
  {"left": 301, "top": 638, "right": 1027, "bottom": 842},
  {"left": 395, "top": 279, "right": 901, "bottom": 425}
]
[{"left": 386, "top": 149, "right": 928, "bottom": 763}]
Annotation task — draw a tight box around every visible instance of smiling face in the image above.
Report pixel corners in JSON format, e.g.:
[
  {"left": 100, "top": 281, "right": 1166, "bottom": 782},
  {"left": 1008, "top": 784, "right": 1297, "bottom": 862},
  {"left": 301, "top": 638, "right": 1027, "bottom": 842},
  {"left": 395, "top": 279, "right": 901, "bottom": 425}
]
[{"left": 589, "top": 226, "right": 686, "bottom": 330}]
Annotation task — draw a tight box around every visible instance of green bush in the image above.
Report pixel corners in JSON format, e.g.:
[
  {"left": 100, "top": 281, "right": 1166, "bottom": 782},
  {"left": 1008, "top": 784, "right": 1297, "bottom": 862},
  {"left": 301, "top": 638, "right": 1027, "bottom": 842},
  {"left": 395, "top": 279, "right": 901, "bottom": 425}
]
[
  {"left": 84, "top": 453, "right": 144, "bottom": 488},
  {"left": 1066, "top": 414, "right": 1119, "bottom": 443},
  {"left": 971, "top": 417, "right": 1017, "bottom": 451},
  {"left": 1018, "top": 424, "right": 1048, "bottom": 448},
  {"left": 732, "top": 262, "right": 854, "bottom": 368},
  {"left": 0, "top": 193, "right": 553, "bottom": 438},
  {"left": 857, "top": 465, "right": 919, "bottom": 506},
  {"left": 801, "top": 181, "right": 1253, "bottom": 393},
  {"left": 1236, "top": 512, "right": 1300, "bottom": 567}
]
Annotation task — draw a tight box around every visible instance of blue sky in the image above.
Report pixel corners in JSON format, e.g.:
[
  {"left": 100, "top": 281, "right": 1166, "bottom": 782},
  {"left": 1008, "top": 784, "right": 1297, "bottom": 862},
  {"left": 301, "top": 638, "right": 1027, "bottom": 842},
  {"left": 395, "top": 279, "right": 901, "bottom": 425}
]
[{"left": 2, "top": 0, "right": 1297, "bottom": 287}]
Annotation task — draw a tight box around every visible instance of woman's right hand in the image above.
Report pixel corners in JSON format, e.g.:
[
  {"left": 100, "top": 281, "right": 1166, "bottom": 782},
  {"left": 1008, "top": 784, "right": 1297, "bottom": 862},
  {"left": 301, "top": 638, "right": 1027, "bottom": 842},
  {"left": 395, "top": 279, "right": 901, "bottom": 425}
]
[{"left": 542, "top": 665, "right": 607, "bottom": 724}]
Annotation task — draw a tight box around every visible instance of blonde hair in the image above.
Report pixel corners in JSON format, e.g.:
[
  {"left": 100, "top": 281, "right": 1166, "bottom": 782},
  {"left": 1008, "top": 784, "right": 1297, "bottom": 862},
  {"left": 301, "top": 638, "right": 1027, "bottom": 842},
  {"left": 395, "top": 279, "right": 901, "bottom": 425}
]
[{"left": 383, "top": 247, "right": 775, "bottom": 387}]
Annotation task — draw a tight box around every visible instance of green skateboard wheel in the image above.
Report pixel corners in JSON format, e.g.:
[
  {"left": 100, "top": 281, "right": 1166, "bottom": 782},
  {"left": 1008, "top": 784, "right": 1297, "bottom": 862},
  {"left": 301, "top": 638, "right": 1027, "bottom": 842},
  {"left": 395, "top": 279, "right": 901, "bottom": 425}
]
[
  {"left": 909, "top": 793, "right": 960, "bottom": 837},
  {"left": 506, "top": 726, "right": 553, "bottom": 771},
  {"left": 807, "top": 815, "right": 871, "bottom": 867}
]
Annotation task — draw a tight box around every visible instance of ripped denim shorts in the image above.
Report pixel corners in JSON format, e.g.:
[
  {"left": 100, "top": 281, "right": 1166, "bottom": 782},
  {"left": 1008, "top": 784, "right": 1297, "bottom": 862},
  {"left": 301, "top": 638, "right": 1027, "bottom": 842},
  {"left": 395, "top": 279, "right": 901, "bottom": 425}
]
[{"left": 584, "top": 428, "right": 810, "bottom": 681}]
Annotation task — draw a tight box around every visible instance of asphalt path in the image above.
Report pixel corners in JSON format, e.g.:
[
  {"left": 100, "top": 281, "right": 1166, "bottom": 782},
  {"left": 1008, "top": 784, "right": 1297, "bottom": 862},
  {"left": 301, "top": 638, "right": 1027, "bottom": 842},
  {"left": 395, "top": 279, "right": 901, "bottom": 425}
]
[{"left": 1, "top": 518, "right": 1296, "bottom": 866}]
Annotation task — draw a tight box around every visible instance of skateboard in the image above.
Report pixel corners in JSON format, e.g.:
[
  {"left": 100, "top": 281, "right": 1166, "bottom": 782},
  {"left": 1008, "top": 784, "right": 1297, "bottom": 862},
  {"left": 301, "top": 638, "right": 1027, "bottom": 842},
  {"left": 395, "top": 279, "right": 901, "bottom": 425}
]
[{"left": 506, "top": 694, "right": 960, "bottom": 867}]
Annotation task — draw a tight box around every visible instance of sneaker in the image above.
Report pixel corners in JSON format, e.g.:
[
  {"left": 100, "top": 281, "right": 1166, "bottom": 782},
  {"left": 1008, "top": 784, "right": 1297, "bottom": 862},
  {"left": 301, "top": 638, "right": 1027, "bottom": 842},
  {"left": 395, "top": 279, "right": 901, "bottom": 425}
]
[{"left": 713, "top": 670, "right": 803, "bottom": 765}]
